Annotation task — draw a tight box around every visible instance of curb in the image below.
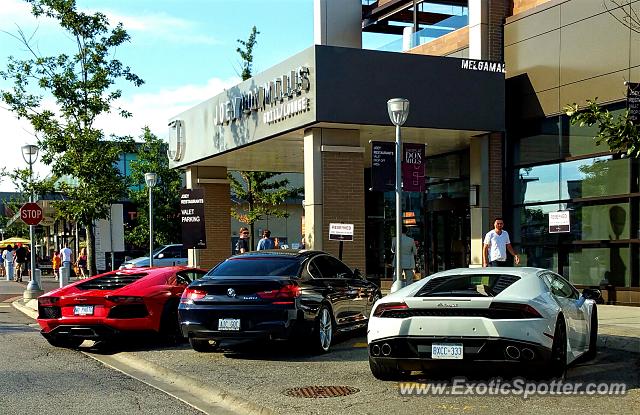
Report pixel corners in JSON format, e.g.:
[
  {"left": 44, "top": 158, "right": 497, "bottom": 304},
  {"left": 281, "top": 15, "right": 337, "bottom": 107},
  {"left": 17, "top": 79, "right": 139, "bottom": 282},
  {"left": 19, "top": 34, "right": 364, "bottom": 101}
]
[
  {"left": 12, "top": 299, "right": 38, "bottom": 319},
  {"left": 84, "top": 352, "right": 274, "bottom": 415}
]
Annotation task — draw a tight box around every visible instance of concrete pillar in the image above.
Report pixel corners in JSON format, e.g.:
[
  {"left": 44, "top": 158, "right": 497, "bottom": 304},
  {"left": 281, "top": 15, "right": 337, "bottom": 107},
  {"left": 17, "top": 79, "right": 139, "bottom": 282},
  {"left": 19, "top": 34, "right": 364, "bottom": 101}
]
[
  {"left": 314, "top": 0, "right": 362, "bottom": 48},
  {"left": 469, "top": 0, "right": 508, "bottom": 61},
  {"left": 185, "top": 166, "right": 231, "bottom": 269},
  {"left": 470, "top": 133, "right": 504, "bottom": 267},
  {"left": 303, "top": 128, "right": 366, "bottom": 271}
]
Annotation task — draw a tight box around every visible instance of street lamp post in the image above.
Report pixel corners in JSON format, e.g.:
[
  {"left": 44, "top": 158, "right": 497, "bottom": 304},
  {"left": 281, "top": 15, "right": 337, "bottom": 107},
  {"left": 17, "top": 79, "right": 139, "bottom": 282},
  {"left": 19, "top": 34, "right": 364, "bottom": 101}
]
[
  {"left": 387, "top": 98, "right": 410, "bottom": 292},
  {"left": 0, "top": 228, "right": 4, "bottom": 240},
  {"left": 145, "top": 173, "right": 157, "bottom": 267},
  {"left": 22, "top": 144, "right": 43, "bottom": 298}
]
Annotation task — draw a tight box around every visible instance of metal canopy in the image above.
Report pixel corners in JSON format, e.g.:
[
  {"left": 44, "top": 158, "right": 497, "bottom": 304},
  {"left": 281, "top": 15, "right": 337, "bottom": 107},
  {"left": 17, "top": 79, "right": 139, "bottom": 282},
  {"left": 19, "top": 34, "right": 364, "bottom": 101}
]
[{"left": 362, "top": 0, "right": 467, "bottom": 34}]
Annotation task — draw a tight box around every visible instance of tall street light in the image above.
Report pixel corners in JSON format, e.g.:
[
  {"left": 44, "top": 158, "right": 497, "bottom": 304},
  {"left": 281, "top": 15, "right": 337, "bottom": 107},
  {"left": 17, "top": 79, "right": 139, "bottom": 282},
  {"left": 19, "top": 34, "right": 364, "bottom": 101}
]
[
  {"left": 387, "top": 98, "right": 410, "bottom": 291},
  {"left": 145, "top": 172, "right": 157, "bottom": 267},
  {"left": 22, "top": 144, "right": 43, "bottom": 297}
]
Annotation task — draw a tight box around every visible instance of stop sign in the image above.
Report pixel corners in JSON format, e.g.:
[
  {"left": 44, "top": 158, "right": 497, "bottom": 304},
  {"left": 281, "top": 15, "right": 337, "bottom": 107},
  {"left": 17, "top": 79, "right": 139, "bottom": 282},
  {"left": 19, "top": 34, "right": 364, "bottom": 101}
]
[{"left": 20, "top": 202, "right": 43, "bottom": 226}]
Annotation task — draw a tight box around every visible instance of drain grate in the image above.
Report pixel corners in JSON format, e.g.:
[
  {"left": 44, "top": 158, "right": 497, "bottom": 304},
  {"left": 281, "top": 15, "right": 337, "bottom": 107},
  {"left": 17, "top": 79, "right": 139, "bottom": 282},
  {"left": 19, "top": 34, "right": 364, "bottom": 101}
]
[{"left": 283, "top": 385, "right": 360, "bottom": 398}]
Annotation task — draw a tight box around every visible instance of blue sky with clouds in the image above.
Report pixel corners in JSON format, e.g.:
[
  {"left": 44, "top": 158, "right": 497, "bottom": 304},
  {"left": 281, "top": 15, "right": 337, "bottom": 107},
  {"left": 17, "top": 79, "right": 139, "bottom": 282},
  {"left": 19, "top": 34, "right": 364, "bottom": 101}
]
[{"left": 0, "top": 0, "right": 330, "bottom": 190}]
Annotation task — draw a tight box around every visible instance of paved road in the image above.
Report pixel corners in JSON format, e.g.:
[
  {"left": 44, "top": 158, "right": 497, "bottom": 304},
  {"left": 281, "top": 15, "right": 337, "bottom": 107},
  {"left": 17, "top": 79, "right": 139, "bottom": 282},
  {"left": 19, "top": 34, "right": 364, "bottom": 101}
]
[
  {"left": 0, "top": 304, "right": 204, "bottom": 415},
  {"left": 100, "top": 331, "right": 639, "bottom": 415}
]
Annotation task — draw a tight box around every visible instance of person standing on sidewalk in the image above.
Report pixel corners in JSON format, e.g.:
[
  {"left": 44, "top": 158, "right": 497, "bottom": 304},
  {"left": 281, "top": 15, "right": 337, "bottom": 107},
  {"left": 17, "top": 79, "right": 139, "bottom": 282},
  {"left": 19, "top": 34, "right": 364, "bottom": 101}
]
[
  {"left": 390, "top": 226, "right": 417, "bottom": 293},
  {"left": 256, "top": 229, "right": 274, "bottom": 250},
  {"left": 61, "top": 244, "right": 73, "bottom": 279},
  {"left": 3, "top": 245, "right": 14, "bottom": 281},
  {"left": 14, "top": 243, "right": 27, "bottom": 282},
  {"left": 482, "top": 218, "right": 520, "bottom": 267},
  {"left": 235, "top": 227, "right": 250, "bottom": 254},
  {"left": 76, "top": 247, "right": 88, "bottom": 279},
  {"left": 52, "top": 251, "right": 61, "bottom": 281}
]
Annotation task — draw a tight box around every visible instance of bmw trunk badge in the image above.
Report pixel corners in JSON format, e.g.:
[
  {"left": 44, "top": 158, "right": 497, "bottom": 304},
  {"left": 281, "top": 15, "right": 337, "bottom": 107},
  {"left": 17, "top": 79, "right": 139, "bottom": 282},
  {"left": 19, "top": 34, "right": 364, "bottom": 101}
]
[{"left": 227, "top": 288, "right": 236, "bottom": 298}]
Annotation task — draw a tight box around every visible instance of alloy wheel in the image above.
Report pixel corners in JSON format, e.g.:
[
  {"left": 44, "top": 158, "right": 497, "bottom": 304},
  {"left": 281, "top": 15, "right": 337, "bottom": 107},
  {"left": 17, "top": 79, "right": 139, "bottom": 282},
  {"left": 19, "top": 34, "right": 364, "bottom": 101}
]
[{"left": 319, "top": 307, "right": 333, "bottom": 352}]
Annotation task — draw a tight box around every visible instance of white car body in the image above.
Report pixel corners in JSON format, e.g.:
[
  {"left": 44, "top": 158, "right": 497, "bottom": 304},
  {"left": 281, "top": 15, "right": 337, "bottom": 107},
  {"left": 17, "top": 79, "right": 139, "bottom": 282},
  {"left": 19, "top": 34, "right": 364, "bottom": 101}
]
[
  {"left": 367, "top": 267, "right": 598, "bottom": 379},
  {"left": 119, "top": 244, "right": 188, "bottom": 269}
]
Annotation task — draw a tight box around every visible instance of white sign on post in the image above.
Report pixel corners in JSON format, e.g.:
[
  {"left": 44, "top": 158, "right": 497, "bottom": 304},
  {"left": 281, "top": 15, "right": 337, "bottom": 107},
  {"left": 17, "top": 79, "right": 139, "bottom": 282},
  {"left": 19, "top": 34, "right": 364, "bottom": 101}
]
[
  {"left": 329, "top": 223, "right": 354, "bottom": 241},
  {"left": 94, "top": 204, "right": 125, "bottom": 272},
  {"left": 549, "top": 211, "right": 570, "bottom": 233}
]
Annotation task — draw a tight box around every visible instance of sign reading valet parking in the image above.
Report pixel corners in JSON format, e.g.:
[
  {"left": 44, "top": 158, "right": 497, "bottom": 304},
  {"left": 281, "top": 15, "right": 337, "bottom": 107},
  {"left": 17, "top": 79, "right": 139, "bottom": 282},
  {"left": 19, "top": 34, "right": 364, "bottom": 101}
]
[{"left": 180, "top": 188, "right": 207, "bottom": 249}]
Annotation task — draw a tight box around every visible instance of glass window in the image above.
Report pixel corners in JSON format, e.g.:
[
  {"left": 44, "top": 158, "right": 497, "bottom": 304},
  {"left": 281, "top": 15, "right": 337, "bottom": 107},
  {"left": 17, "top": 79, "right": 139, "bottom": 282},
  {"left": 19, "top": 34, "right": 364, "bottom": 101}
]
[
  {"left": 566, "top": 202, "right": 630, "bottom": 241},
  {"left": 565, "top": 247, "right": 630, "bottom": 287},
  {"left": 513, "top": 204, "right": 561, "bottom": 243},
  {"left": 314, "top": 255, "right": 353, "bottom": 279},
  {"left": 207, "top": 258, "right": 301, "bottom": 277},
  {"left": 514, "top": 164, "right": 560, "bottom": 204},
  {"left": 561, "top": 107, "right": 625, "bottom": 158},
  {"left": 560, "top": 157, "right": 629, "bottom": 199},
  {"left": 548, "top": 273, "right": 579, "bottom": 299},
  {"left": 512, "top": 117, "right": 561, "bottom": 165},
  {"left": 302, "top": 260, "right": 323, "bottom": 279}
]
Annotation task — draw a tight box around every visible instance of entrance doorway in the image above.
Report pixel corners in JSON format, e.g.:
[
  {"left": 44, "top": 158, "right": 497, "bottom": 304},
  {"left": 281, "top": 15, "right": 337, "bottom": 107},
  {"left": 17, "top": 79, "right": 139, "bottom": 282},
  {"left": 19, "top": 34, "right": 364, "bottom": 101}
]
[{"left": 426, "top": 207, "right": 470, "bottom": 274}]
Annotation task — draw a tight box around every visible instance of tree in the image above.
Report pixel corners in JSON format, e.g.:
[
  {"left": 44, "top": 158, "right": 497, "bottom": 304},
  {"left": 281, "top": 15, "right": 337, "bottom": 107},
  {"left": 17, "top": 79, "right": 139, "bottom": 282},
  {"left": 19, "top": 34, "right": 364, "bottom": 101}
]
[
  {"left": 126, "top": 128, "right": 182, "bottom": 249},
  {"left": 1, "top": 0, "right": 143, "bottom": 275},
  {"left": 564, "top": 100, "right": 640, "bottom": 158},
  {"left": 229, "top": 26, "right": 302, "bottom": 248}
]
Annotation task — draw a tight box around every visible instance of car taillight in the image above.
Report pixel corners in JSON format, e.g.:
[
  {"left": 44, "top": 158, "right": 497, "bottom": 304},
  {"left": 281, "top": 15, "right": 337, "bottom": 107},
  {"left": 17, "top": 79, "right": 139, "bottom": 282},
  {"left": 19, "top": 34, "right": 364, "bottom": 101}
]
[
  {"left": 373, "top": 302, "right": 408, "bottom": 317},
  {"left": 256, "top": 284, "right": 301, "bottom": 304},
  {"left": 38, "top": 297, "right": 59, "bottom": 306},
  {"left": 180, "top": 288, "right": 207, "bottom": 304},
  {"left": 106, "top": 296, "right": 144, "bottom": 304},
  {"left": 489, "top": 302, "right": 543, "bottom": 318}
]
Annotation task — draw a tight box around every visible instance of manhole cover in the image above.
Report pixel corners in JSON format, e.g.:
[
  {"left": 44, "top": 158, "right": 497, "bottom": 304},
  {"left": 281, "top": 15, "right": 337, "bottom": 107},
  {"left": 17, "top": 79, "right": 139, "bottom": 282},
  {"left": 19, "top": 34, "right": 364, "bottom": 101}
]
[{"left": 283, "top": 385, "right": 360, "bottom": 398}]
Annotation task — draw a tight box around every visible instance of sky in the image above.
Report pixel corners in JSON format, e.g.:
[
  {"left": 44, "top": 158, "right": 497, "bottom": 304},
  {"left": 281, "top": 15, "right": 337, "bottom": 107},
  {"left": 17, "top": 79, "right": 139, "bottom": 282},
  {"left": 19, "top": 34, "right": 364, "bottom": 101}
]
[{"left": 0, "top": 0, "right": 340, "bottom": 191}]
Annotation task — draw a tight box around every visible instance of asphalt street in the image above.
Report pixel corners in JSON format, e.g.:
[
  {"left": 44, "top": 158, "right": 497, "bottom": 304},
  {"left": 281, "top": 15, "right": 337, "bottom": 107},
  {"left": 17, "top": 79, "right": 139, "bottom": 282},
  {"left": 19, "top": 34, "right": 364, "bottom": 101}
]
[{"left": 0, "top": 304, "right": 204, "bottom": 415}]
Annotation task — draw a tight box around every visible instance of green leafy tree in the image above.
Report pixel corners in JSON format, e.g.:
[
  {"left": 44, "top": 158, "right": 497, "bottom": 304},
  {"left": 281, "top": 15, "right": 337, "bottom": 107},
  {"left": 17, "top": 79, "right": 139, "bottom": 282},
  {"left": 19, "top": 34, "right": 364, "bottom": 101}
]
[
  {"left": 229, "top": 26, "right": 301, "bottom": 248},
  {"left": 0, "top": 0, "right": 144, "bottom": 275},
  {"left": 126, "top": 128, "right": 182, "bottom": 249},
  {"left": 565, "top": 100, "right": 640, "bottom": 158}
]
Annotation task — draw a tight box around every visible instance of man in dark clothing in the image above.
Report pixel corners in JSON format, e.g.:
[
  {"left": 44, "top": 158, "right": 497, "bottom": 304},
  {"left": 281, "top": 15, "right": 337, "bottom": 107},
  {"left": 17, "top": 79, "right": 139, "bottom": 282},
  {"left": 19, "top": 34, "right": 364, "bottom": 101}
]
[{"left": 14, "top": 243, "right": 28, "bottom": 282}]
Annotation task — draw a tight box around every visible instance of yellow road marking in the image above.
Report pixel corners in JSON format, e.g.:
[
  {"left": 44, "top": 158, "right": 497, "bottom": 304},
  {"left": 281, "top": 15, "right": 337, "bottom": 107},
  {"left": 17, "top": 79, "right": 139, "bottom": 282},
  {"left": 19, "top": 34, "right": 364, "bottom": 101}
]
[
  {"left": 0, "top": 304, "right": 12, "bottom": 308},
  {"left": 352, "top": 342, "right": 368, "bottom": 348}
]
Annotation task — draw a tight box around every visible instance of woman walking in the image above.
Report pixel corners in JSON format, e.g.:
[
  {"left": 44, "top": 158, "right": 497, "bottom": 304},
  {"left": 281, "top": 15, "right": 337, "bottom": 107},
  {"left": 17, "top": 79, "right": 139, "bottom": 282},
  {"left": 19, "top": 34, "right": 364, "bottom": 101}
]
[
  {"left": 76, "top": 247, "right": 88, "bottom": 279},
  {"left": 2, "top": 245, "right": 15, "bottom": 281}
]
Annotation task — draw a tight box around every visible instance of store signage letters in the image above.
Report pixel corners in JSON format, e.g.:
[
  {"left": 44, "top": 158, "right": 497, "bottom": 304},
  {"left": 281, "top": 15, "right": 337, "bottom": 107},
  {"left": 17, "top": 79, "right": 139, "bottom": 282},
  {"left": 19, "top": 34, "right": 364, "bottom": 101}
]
[
  {"left": 213, "top": 66, "right": 311, "bottom": 126},
  {"left": 461, "top": 59, "right": 505, "bottom": 73}
]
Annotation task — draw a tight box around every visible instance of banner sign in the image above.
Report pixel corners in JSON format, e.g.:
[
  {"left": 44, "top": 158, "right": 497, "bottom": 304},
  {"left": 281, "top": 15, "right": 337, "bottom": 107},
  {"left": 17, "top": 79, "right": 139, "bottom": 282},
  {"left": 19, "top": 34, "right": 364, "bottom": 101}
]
[
  {"left": 627, "top": 82, "right": 640, "bottom": 124},
  {"left": 180, "top": 188, "right": 207, "bottom": 249},
  {"left": 402, "top": 143, "right": 426, "bottom": 192},
  {"left": 329, "top": 223, "right": 354, "bottom": 241},
  {"left": 371, "top": 141, "right": 395, "bottom": 192},
  {"left": 549, "top": 211, "right": 570, "bottom": 233}
]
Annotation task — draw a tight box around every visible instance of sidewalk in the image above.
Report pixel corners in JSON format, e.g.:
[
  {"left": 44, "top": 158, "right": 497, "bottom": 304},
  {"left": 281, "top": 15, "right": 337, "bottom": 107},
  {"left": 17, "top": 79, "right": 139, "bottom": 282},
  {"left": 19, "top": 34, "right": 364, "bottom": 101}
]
[{"left": 8, "top": 282, "right": 639, "bottom": 354}]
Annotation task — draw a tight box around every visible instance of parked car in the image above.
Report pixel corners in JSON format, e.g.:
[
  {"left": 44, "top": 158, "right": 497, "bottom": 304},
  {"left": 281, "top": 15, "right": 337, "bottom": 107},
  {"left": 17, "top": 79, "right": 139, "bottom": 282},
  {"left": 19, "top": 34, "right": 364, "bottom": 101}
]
[
  {"left": 367, "top": 267, "right": 600, "bottom": 380},
  {"left": 119, "top": 244, "right": 188, "bottom": 269},
  {"left": 37, "top": 266, "right": 207, "bottom": 348},
  {"left": 179, "top": 250, "right": 382, "bottom": 353}
]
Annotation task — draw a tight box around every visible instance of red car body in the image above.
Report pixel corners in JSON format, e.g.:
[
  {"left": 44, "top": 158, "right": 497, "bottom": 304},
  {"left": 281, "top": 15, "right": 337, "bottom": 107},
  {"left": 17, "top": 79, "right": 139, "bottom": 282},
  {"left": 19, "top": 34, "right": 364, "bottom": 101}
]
[{"left": 37, "top": 266, "right": 207, "bottom": 347}]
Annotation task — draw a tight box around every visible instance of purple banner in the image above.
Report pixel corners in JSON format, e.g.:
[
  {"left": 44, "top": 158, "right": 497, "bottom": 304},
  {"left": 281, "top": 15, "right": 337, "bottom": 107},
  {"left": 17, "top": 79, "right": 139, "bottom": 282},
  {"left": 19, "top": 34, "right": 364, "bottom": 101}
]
[{"left": 402, "top": 143, "right": 425, "bottom": 192}]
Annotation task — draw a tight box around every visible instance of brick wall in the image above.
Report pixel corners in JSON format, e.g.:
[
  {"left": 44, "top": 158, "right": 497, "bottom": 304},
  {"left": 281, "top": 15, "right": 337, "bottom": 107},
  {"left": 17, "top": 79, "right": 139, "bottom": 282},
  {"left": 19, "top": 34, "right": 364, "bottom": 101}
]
[
  {"left": 487, "top": 0, "right": 511, "bottom": 61},
  {"left": 321, "top": 151, "right": 366, "bottom": 272},
  {"left": 200, "top": 183, "right": 231, "bottom": 269},
  {"left": 488, "top": 133, "right": 504, "bottom": 222}
]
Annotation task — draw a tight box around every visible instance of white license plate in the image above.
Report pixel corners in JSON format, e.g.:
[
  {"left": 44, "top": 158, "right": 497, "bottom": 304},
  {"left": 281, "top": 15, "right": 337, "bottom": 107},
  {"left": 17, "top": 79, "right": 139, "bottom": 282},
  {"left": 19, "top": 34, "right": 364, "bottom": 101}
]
[
  {"left": 431, "top": 343, "right": 463, "bottom": 360},
  {"left": 73, "top": 305, "right": 94, "bottom": 316},
  {"left": 218, "top": 318, "right": 240, "bottom": 331}
]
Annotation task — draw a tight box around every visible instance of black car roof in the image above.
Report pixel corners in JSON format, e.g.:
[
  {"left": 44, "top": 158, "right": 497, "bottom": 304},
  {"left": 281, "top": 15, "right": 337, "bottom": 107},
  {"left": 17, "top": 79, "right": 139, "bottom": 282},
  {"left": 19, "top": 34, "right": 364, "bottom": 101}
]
[{"left": 230, "top": 249, "right": 319, "bottom": 260}]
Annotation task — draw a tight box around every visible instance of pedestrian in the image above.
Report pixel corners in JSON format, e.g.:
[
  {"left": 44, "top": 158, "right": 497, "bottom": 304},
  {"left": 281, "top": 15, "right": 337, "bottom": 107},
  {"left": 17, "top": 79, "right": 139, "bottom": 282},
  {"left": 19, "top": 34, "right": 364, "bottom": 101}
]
[
  {"left": 61, "top": 243, "right": 73, "bottom": 279},
  {"left": 3, "top": 245, "right": 14, "bottom": 281},
  {"left": 0, "top": 250, "right": 4, "bottom": 279},
  {"left": 76, "top": 247, "right": 88, "bottom": 279},
  {"left": 482, "top": 217, "right": 520, "bottom": 267},
  {"left": 390, "top": 226, "right": 417, "bottom": 293},
  {"left": 52, "top": 251, "right": 61, "bottom": 280},
  {"left": 14, "top": 243, "right": 27, "bottom": 282},
  {"left": 273, "top": 237, "right": 280, "bottom": 249},
  {"left": 235, "top": 227, "right": 250, "bottom": 254},
  {"left": 256, "top": 229, "right": 274, "bottom": 250}
]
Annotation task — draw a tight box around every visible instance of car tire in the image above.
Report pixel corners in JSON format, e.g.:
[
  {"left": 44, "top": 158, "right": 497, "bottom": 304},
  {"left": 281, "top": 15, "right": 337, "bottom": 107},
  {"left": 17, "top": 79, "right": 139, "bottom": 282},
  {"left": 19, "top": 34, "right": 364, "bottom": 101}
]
[
  {"left": 189, "top": 338, "right": 219, "bottom": 353},
  {"left": 312, "top": 305, "right": 334, "bottom": 354},
  {"left": 159, "top": 299, "right": 183, "bottom": 344},
  {"left": 584, "top": 306, "right": 598, "bottom": 361},
  {"left": 368, "top": 357, "right": 407, "bottom": 381},
  {"left": 545, "top": 315, "right": 568, "bottom": 379},
  {"left": 45, "top": 336, "right": 84, "bottom": 349}
]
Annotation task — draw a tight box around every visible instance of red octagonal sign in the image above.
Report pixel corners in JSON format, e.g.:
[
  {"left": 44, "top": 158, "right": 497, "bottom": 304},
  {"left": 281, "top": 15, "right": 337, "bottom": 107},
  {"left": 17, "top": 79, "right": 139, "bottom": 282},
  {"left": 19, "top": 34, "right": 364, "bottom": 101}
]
[{"left": 20, "top": 202, "right": 43, "bottom": 226}]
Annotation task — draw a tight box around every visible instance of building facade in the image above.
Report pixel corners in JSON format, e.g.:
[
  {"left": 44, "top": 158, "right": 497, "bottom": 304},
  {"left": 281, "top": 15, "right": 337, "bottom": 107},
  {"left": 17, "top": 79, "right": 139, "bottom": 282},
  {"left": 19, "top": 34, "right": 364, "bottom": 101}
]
[{"left": 170, "top": 0, "right": 639, "bottom": 305}]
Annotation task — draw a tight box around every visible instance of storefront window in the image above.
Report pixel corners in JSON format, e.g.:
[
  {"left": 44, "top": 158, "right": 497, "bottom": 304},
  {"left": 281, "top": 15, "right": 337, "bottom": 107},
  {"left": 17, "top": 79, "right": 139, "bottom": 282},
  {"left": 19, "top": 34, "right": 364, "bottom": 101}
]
[
  {"left": 560, "top": 156, "right": 629, "bottom": 199},
  {"left": 512, "top": 204, "right": 560, "bottom": 244},
  {"left": 566, "top": 247, "right": 630, "bottom": 287},
  {"left": 514, "top": 164, "right": 560, "bottom": 204},
  {"left": 565, "top": 202, "right": 630, "bottom": 241}
]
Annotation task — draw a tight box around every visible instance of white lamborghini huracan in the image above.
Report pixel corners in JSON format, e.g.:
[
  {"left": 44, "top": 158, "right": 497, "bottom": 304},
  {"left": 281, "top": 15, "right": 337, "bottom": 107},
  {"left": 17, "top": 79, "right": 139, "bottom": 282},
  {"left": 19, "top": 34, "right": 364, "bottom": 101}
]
[{"left": 367, "top": 267, "right": 601, "bottom": 380}]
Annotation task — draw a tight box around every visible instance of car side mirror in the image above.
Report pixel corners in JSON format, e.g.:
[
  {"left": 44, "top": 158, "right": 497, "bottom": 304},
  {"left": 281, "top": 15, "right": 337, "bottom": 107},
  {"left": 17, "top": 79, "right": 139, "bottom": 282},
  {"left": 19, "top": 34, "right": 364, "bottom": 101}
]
[
  {"left": 156, "top": 253, "right": 165, "bottom": 259},
  {"left": 581, "top": 288, "right": 601, "bottom": 301}
]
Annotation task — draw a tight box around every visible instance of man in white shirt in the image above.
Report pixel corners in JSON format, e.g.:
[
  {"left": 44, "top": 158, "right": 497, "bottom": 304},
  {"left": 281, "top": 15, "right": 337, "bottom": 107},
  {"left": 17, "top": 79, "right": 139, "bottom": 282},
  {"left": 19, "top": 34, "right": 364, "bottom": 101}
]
[
  {"left": 61, "top": 244, "right": 73, "bottom": 268},
  {"left": 483, "top": 218, "right": 520, "bottom": 267},
  {"left": 390, "top": 226, "right": 417, "bottom": 292}
]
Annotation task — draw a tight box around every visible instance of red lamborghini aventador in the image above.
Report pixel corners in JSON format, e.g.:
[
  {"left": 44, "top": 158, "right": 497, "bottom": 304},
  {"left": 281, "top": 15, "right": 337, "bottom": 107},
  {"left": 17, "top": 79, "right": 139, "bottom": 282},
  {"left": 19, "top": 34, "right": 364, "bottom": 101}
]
[{"left": 37, "top": 266, "right": 206, "bottom": 348}]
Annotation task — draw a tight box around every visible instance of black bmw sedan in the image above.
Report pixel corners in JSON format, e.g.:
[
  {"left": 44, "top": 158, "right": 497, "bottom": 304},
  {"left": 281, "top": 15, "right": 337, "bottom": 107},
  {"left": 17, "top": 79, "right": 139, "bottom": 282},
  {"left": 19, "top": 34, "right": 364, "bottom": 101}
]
[{"left": 178, "top": 250, "right": 381, "bottom": 353}]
